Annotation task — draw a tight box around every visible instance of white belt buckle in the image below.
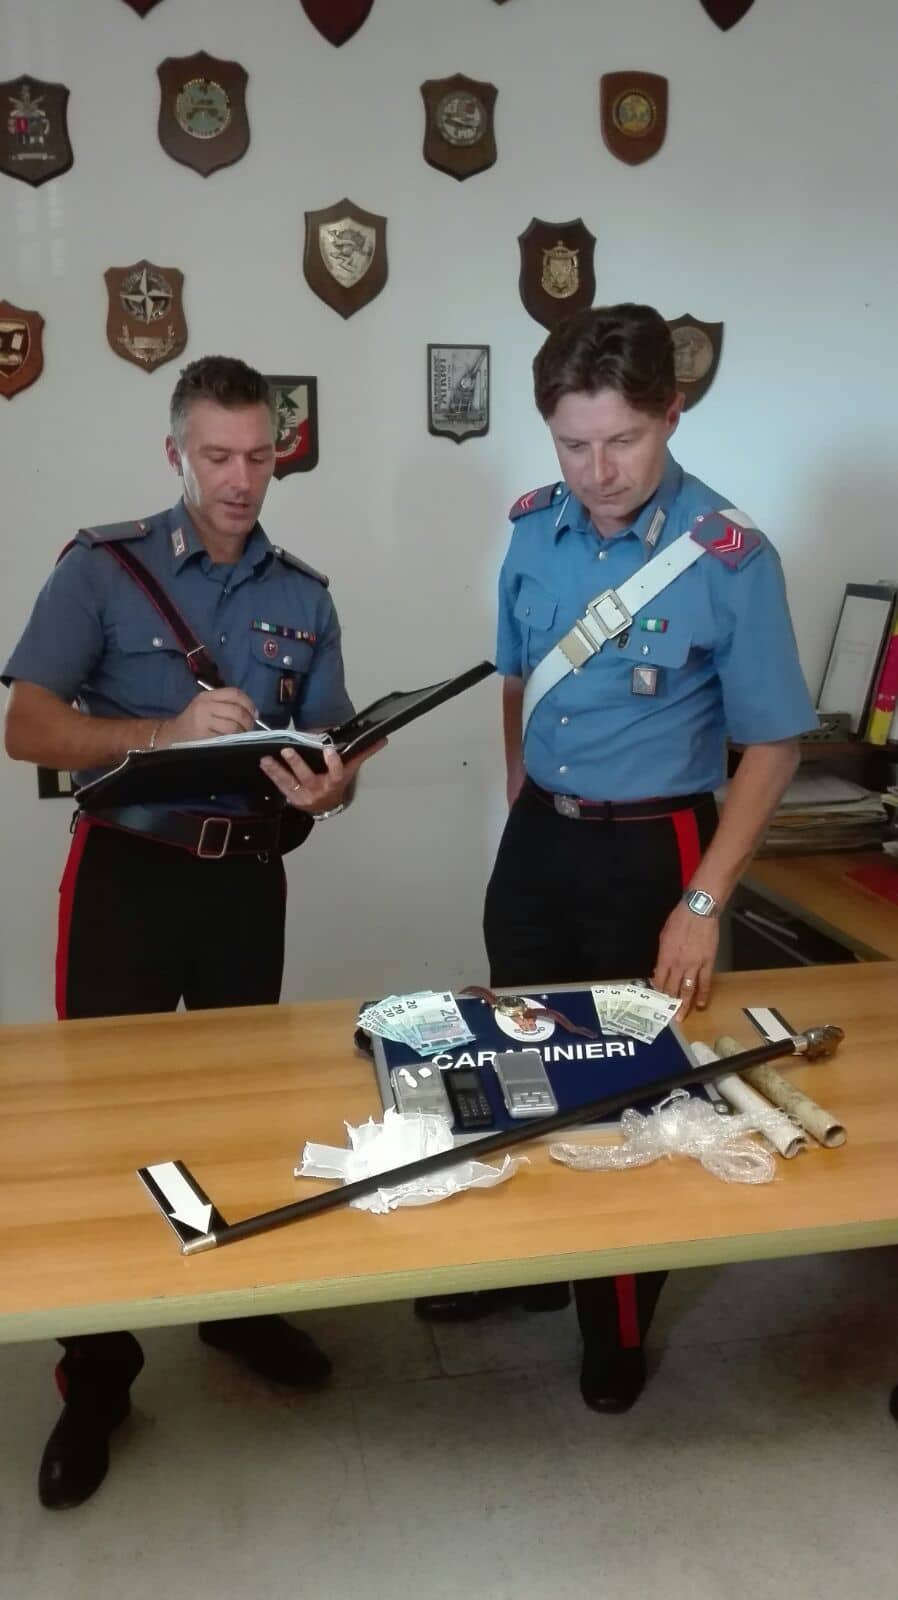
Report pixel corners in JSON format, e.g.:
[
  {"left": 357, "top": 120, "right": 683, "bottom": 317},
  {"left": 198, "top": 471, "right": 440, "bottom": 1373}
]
[
  {"left": 554, "top": 794, "right": 581, "bottom": 819},
  {"left": 587, "top": 588, "right": 632, "bottom": 641}
]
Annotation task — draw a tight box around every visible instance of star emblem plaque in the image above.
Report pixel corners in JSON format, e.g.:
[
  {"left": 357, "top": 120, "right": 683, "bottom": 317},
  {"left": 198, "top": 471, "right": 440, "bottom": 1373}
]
[{"left": 104, "top": 260, "right": 188, "bottom": 373}]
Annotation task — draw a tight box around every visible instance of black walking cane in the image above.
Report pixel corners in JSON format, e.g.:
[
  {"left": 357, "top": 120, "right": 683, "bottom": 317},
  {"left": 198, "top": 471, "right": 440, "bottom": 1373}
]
[{"left": 181, "top": 1024, "right": 844, "bottom": 1256}]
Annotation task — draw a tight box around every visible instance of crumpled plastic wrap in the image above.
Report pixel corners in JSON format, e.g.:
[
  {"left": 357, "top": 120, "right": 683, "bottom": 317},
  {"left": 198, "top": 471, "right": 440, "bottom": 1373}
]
[
  {"left": 550, "top": 1088, "right": 782, "bottom": 1184},
  {"left": 295, "top": 1107, "right": 527, "bottom": 1213}
]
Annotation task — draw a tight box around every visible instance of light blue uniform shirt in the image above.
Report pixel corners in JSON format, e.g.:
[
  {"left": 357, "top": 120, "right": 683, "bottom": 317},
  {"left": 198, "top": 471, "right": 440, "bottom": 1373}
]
[
  {"left": 496, "top": 452, "right": 816, "bottom": 802},
  {"left": 2, "top": 500, "right": 354, "bottom": 790}
]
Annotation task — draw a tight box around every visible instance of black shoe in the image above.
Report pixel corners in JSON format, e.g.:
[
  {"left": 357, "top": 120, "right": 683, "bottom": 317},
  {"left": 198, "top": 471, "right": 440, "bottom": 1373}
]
[
  {"left": 414, "top": 1282, "right": 570, "bottom": 1322},
  {"left": 579, "top": 1348, "right": 647, "bottom": 1414},
  {"left": 198, "top": 1315, "right": 332, "bottom": 1388},
  {"left": 38, "top": 1396, "right": 130, "bottom": 1510},
  {"left": 890, "top": 1385, "right": 898, "bottom": 1422}
]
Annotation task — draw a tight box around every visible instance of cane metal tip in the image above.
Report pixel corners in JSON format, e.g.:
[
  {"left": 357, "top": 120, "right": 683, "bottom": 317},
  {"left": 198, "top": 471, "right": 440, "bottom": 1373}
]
[
  {"left": 181, "top": 1231, "right": 218, "bottom": 1256},
  {"left": 801, "top": 1024, "right": 845, "bottom": 1060}
]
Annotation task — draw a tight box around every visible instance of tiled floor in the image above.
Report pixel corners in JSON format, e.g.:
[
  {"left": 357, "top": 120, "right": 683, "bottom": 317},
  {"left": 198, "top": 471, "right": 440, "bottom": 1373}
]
[{"left": 2, "top": 1250, "right": 897, "bottom": 1599}]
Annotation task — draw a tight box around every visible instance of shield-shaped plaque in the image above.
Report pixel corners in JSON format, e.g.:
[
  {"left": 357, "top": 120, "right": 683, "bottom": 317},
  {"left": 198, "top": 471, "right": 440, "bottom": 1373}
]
[
  {"left": 518, "top": 218, "right": 596, "bottom": 330},
  {"left": 300, "top": 1, "right": 375, "bottom": 46},
  {"left": 699, "top": 0, "right": 755, "bottom": 28},
  {"left": 266, "top": 375, "right": 319, "bottom": 479},
  {"left": 157, "top": 53, "right": 249, "bottom": 177},
  {"left": 0, "top": 76, "right": 73, "bottom": 188},
  {"left": 667, "top": 314, "right": 723, "bottom": 410},
  {"left": 428, "top": 345, "right": 490, "bottom": 444},
  {"left": 121, "top": 1, "right": 165, "bottom": 14},
  {"left": 601, "top": 73, "right": 667, "bottom": 165},
  {"left": 304, "top": 200, "right": 388, "bottom": 319},
  {"left": 0, "top": 302, "right": 44, "bottom": 400},
  {"left": 421, "top": 75, "right": 497, "bottom": 181},
  {"left": 105, "top": 260, "right": 188, "bottom": 374}
]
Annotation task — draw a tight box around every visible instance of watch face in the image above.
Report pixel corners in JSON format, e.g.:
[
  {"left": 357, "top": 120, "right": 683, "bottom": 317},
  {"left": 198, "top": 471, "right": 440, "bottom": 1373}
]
[{"left": 688, "top": 890, "right": 716, "bottom": 916}]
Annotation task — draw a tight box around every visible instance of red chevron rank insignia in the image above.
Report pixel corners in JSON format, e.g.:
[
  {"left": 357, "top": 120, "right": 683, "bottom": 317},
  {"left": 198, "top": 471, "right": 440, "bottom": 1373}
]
[
  {"left": 509, "top": 481, "right": 564, "bottom": 519},
  {"left": 713, "top": 525, "right": 744, "bottom": 554},
  {"left": 690, "top": 510, "right": 761, "bottom": 567}
]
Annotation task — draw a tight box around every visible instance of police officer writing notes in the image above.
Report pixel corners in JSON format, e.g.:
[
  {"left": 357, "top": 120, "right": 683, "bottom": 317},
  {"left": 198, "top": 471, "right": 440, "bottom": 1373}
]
[
  {"left": 422, "top": 305, "right": 817, "bottom": 1412},
  {"left": 2, "top": 356, "right": 381, "bottom": 1509}
]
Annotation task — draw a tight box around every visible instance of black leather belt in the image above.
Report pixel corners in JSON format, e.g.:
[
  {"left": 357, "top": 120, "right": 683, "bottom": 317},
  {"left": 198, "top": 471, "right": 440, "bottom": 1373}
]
[
  {"left": 85, "top": 805, "right": 283, "bottom": 858},
  {"left": 525, "top": 778, "right": 711, "bottom": 822}
]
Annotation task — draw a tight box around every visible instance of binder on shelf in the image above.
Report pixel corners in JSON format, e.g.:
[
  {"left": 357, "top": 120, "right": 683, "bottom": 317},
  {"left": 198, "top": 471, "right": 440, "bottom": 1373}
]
[
  {"left": 76, "top": 660, "right": 495, "bottom": 812},
  {"left": 817, "top": 582, "right": 897, "bottom": 735},
  {"left": 864, "top": 609, "right": 898, "bottom": 745}
]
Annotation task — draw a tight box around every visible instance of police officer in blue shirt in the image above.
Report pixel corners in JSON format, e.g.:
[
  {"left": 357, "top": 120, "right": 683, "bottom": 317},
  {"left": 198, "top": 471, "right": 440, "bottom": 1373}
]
[
  {"left": 2, "top": 355, "right": 381, "bottom": 1508},
  {"left": 417, "top": 305, "right": 816, "bottom": 1413}
]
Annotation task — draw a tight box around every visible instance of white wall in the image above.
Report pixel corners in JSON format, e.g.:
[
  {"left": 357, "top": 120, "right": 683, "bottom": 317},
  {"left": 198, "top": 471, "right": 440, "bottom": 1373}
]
[{"left": 1, "top": 0, "right": 896, "bottom": 1022}]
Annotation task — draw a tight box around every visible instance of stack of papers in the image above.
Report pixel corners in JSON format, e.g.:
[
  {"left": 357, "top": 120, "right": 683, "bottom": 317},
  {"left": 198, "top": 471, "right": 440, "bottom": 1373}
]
[
  {"left": 592, "top": 984, "right": 680, "bottom": 1043},
  {"left": 760, "top": 773, "right": 888, "bottom": 855},
  {"left": 358, "top": 991, "right": 475, "bottom": 1057}
]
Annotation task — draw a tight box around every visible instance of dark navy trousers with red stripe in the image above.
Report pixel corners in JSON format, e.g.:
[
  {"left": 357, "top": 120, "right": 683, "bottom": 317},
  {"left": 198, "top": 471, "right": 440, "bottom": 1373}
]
[
  {"left": 52, "top": 816, "right": 288, "bottom": 1403},
  {"left": 483, "top": 783, "right": 717, "bottom": 1360},
  {"left": 57, "top": 817, "right": 287, "bottom": 1021}
]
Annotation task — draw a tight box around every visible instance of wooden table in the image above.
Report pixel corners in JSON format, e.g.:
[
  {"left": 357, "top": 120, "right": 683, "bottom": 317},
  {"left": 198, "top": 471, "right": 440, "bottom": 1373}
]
[
  {"left": 746, "top": 851, "right": 898, "bottom": 960},
  {"left": 2, "top": 959, "right": 896, "bottom": 1345}
]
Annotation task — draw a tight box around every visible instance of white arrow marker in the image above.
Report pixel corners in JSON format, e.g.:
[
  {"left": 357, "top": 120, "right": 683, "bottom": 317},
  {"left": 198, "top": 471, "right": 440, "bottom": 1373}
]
[{"left": 147, "top": 1162, "right": 212, "bottom": 1233}]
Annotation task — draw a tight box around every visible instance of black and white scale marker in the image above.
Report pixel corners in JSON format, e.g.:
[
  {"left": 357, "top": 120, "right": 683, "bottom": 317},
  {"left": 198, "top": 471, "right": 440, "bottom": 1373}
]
[
  {"left": 137, "top": 1160, "right": 227, "bottom": 1247},
  {"left": 743, "top": 1005, "right": 797, "bottom": 1043}
]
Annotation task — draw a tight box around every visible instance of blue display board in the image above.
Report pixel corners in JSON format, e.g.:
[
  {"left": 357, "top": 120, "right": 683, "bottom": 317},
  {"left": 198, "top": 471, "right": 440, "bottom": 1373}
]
[{"left": 371, "top": 986, "right": 708, "bottom": 1139}]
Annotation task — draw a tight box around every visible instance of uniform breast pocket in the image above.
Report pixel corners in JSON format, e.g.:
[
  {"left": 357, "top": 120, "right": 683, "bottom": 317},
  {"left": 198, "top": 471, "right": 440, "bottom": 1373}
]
[
  {"left": 249, "top": 632, "right": 315, "bottom": 714},
  {"left": 513, "top": 578, "right": 558, "bottom": 669},
  {"left": 112, "top": 621, "right": 190, "bottom": 714},
  {"left": 615, "top": 623, "right": 694, "bottom": 694}
]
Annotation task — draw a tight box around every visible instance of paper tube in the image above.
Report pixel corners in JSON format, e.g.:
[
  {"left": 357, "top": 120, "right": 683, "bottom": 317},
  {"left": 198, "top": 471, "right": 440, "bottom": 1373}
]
[
  {"left": 691, "top": 1041, "right": 808, "bottom": 1159},
  {"left": 714, "top": 1035, "right": 847, "bottom": 1149}
]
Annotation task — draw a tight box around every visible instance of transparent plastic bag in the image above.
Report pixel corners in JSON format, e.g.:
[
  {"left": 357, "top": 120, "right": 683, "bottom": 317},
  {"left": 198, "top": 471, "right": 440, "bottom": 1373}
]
[{"left": 551, "top": 1089, "right": 784, "bottom": 1185}]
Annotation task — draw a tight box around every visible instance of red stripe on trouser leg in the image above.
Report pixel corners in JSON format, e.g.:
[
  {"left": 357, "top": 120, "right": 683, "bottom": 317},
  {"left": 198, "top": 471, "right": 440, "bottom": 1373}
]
[
  {"left": 56, "top": 817, "right": 92, "bottom": 1020},
  {"left": 670, "top": 807, "right": 702, "bottom": 889},
  {"left": 54, "top": 1360, "right": 68, "bottom": 1400},
  {"left": 608, "top": 807, "right": 702, "bottom": 1348},
  {"left": 615, "top": 1274, "right": 641, "bottom": 1349}
]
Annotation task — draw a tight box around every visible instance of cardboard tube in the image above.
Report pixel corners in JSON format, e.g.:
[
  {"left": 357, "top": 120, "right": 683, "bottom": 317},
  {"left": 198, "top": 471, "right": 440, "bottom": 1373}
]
[
  {"left": 714, "top": 1035, "right": 847, "bottom": 1149},
  {"left": 691, "top": 1041, "right": 808, "bottom": 1159}
]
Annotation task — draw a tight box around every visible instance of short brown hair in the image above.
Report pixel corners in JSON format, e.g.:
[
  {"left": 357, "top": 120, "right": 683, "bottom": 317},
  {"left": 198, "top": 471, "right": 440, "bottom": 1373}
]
[
  {"left": 533, "top": 304, "right": 676, "bottom": 420},
  {"left": 169, "top": 355, "right": 276, "bottom": 444}
]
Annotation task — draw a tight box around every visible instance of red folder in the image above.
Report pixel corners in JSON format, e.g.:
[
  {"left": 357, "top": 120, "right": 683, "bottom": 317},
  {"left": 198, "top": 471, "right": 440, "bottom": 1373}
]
[{"left": 844, "top": 860, "right": 898, "bottom": 905}]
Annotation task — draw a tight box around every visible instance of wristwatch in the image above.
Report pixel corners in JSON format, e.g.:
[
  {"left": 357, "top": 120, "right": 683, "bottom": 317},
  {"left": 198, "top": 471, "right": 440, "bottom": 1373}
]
[{"left": 682, "top": 888, "right": 719, "bottom": 918}]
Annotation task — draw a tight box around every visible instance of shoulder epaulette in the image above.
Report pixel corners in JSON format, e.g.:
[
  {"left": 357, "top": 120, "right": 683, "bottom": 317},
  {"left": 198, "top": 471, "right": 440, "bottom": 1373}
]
[
  {"left": 76, "top": 519, "right": 152, "bottom": 548},
  {"left": 272, "top": 545, "right": 329, "bottom": 588},
  {"left": 689, "top": 508, "right": 763, "bottom": 569},
  {"left": 509, "top": 482, "right": 566, "bottom": 521}
]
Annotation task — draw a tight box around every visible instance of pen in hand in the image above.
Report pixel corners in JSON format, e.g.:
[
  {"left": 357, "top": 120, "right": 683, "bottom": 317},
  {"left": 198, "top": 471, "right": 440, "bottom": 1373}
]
[{"left": 196, "top": 678, "right": 272, "bottom": 733}]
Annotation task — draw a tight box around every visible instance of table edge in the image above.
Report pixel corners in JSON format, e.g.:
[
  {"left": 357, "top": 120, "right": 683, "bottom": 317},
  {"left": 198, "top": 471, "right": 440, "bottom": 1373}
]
[{"left": 4, "top": 1214, "right": 897, "bottom": 1344}]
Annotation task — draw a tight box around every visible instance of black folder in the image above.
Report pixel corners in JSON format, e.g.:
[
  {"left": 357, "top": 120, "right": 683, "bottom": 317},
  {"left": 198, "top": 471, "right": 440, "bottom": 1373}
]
[{"left": 76, "top": 660, "right": 495, "bottom": 811}]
